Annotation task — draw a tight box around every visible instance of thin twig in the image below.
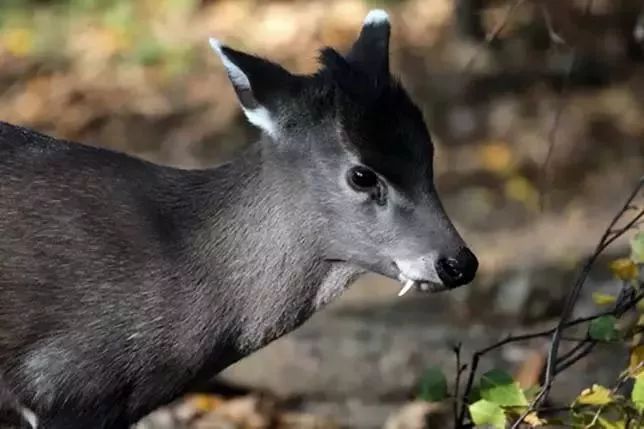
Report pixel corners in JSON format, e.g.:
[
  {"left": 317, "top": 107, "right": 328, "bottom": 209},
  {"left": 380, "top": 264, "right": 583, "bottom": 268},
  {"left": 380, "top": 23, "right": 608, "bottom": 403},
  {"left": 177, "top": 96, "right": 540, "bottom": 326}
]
[
  {"left": 537, "top": 56, "right": 573, "bottom": 212},
  {"left": 554, "top": 341, "right": 596, "bottom": 375},
  {"left": 538, "top": 0, "right": 595, "bottom": 211},
  {"left": 554, "top": 290, "right": 644, "bottom": 375},
  {"left": 543, "top": 182, "right": 642, "bottom": 387},
  {"left": 452, "top": 343, "right": 464, "bottom": 429},
  {"left": 461, "top": 0, "right": 526, "bottom": 74}
]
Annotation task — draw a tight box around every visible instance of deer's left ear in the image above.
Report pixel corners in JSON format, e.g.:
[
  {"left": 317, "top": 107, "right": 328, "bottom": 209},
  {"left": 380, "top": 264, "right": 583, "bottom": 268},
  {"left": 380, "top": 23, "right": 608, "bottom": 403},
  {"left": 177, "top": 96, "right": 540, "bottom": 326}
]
[
  {"left": 209, "top": 38, "right": 299, "bottom": 137},
  {"left": 346, "top": 9, "right": 391, "bottom": 79}
]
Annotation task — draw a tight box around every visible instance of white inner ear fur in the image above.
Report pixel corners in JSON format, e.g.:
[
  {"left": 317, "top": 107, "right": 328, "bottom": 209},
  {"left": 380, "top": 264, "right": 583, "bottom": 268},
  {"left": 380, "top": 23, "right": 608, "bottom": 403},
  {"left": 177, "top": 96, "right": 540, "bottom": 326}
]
[
  {"left": 363, "top": 9, "right": 389, "bottom": 26},
  {"left": 208, "top": 38, "right": 277, "bottom": 138},
  {"left": 20, "top": 407, "right": 38, "bottom": 429}
]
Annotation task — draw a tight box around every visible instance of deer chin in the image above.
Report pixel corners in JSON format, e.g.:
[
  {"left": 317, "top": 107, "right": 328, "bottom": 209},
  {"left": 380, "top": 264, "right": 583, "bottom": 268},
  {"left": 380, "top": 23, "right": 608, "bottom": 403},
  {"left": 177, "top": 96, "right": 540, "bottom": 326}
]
[{"left": 396, "top": 272, "right": 446, "bottom": 296}]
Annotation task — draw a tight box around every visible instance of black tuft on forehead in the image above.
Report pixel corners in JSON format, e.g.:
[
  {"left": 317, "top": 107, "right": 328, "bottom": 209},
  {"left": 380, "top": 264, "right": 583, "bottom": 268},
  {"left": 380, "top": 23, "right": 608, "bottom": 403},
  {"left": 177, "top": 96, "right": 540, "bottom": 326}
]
[
  {"left": 315, "top": 48, "right": 434, "bottom": 193},
  {"left": 318, "top": 47, "right": 387, "bottom": 104}
]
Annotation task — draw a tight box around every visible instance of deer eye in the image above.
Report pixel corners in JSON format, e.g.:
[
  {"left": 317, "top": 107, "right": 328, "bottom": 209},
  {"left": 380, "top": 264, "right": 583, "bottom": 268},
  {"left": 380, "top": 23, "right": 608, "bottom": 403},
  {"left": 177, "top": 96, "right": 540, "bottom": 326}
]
[{"left": 347, "top": 166, "right": 379, "bottom": 192}]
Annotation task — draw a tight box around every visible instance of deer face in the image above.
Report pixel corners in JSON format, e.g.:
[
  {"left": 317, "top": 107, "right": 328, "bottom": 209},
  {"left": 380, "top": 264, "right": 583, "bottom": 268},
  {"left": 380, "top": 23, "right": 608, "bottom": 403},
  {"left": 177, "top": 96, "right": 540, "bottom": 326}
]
[{"left": 210, "top": 9, "right": 478, "bottom": 295}]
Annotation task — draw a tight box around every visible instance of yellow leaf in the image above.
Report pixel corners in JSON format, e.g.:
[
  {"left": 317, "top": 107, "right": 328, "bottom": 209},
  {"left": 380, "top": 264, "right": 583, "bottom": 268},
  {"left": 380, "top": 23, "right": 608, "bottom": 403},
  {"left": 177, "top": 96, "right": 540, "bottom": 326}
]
[
  {"left": 504, "top": 176, "right": 539, "bottom": 211},
  {"left": 576, "top": 384, "right": 614, "bottom": 406},
  {"left": 480, "top": 142, "right": 513, "bottom": 174},
  {"left": 189, "top": 394, "right": 222, "bottom": 412},
  {"left": 630, "top": 345, "right": 644, "bottom": 376},
  {"left": 2, "top": 28, "right": 34, "bottom": 57},
  {"left": 523, "top": 411, "right": 546, "bottom": 427},
  {"left": 608, "top": 258, "right": 638, "bottom": 281},
  {"left": 592, "top": 292, "right": 617, "bottom": 306}
]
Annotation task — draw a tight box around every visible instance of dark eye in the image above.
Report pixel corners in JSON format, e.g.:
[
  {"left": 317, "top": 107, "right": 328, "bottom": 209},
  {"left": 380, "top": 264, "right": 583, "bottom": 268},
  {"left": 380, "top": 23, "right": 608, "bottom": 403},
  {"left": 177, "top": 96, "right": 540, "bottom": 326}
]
[{"left": 347, "top": 166, "right": 379, "bottom": 192}]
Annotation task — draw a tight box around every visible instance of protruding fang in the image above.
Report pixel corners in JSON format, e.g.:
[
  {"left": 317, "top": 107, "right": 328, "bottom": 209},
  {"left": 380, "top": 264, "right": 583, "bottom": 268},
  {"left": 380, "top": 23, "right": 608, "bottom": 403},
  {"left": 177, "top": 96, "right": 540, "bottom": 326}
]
[
  {"left": 419, "top": 282, "right": 431, "bottom": 292},
  {"left": 398, "top": 279, "right": 415, "bottom": 297}
]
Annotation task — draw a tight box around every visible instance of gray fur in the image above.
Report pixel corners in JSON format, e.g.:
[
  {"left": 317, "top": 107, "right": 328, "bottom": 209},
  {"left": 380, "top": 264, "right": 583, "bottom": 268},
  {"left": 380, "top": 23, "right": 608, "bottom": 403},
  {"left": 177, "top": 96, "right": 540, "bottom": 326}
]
[{"left": 0, "top": 9, "right": 477, "bottom": 429}]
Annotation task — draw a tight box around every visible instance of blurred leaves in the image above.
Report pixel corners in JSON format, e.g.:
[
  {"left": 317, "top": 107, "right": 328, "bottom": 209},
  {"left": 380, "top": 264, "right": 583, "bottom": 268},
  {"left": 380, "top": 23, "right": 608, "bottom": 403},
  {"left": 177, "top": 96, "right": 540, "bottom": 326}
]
[
  {"left": 592, "top": 292, "right": 617, "bottom": 306},
  {"left": 418, "top": 366, "right": 448, "bottom": 402},
  {"left": 609, "top": 258, "right": 638, "bottom": 281},
  {"left": 0, "top": 0, "right": 197, "bottom": 75},
  {"left": 504, "top": 175, "right": 540, "bottom": 211},
  {"left": 477, "top": 141, "right": 541, "bottom": 211},
  {"left": 190, "top": 393, "right": 224, "bottom": 413},
  {"left": 2, "top": 27, "right": 33, "bottom": 57},
  {"left": 588, "top": 316, "right": 620, "bottom": 342},
  {"left": 480, "top": 141, "right": 514, "bottom": 175}
]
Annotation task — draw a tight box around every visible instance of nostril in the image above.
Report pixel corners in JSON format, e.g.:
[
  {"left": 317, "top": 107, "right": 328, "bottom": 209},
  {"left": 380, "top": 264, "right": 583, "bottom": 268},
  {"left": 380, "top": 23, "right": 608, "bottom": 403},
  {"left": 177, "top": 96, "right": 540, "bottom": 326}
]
[
  {"left": 441, "top": 258, "right": 463, "bottom": 281},
  {"left": 436, "top": 247, "right": 479, "bottom": 288}
]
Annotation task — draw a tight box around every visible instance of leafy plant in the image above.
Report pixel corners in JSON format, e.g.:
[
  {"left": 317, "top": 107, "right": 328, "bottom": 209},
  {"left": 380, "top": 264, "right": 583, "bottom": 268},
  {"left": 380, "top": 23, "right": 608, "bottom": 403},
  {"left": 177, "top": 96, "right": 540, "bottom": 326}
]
[{"left": 418, "top": 180, "right": 644, "bottom": 428}]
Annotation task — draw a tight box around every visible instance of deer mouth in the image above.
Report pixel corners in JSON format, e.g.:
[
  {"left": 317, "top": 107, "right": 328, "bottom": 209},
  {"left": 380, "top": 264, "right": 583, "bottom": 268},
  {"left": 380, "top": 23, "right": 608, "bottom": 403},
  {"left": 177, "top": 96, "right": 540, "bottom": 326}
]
[{"left": 396, "top": 272, "right": 446, "bottom": 296}]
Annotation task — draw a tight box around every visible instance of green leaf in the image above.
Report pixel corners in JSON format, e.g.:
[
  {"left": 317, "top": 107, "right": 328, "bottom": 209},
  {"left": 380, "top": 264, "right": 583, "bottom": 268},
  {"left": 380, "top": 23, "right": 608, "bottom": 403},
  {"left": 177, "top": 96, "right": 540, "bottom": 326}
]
[
  {"left": 479, "top": 369, "right": 528, "bottom": 407},
  {"left": 418, "top": 366, "right": 448, "bottom": 402},
  {"left": 597, "top": 417, "right": 626, "bottom": 429},
  {"left": 469, "top": 399, "right": 507, "bottom": 429},
  {"left": 589, "top": 316, "right": 620, "bottom": 342},
  {"left": 631, "top": 231, "right": 644, "bottom": 264},
  {"left": 632, "top": 375, "right": 644, "bottom": 412}
]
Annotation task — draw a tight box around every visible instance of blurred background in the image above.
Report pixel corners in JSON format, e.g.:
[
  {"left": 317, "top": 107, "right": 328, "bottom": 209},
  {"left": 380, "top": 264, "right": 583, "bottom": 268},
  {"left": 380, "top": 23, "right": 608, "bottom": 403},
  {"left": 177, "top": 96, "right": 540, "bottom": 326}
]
[{"left": 0, "top": 0, "right": 643, "bottom": 427}]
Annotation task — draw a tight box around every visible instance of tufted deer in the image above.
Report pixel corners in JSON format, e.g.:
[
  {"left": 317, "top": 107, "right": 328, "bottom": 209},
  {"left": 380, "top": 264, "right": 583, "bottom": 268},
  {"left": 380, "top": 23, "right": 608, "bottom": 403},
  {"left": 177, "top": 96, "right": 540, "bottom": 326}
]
[{"left": 0, "top": 9, "right": 478, "bottom": 429}]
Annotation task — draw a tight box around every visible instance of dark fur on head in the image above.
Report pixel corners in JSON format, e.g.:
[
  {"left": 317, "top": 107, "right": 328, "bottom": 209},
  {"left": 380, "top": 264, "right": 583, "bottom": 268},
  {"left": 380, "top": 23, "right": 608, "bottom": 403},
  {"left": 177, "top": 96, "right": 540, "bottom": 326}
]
[{"left": 315, "top": 44, "right": 433, "bottom": 193}]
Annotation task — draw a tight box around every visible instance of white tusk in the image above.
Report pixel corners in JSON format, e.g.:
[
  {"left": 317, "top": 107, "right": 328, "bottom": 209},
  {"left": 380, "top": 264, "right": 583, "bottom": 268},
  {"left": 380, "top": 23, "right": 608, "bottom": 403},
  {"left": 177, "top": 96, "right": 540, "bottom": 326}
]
[{"left": 398, "top": 279, "right": 415, "bottom": 297}]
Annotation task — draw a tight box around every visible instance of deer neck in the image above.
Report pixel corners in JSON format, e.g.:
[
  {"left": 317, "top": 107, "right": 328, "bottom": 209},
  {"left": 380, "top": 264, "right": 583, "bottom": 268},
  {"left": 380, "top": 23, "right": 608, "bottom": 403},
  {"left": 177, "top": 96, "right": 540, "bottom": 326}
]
[{"left": 162, "top": 141, "right": 361, "bottom": 358}]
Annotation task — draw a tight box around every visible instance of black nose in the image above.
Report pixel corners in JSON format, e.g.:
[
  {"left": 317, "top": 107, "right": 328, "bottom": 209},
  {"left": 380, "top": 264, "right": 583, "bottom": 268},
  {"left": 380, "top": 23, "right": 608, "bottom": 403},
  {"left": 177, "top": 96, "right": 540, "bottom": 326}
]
[{"left": 435, "top": 247, "right": 478, "bottom": 289}]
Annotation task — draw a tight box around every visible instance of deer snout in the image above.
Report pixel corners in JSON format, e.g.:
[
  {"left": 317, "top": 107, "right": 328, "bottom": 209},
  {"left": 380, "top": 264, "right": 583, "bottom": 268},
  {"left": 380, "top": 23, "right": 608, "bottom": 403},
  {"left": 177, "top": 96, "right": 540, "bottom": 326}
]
[{"left": 435, "top": 247, "right": 478, "bottom": 289}]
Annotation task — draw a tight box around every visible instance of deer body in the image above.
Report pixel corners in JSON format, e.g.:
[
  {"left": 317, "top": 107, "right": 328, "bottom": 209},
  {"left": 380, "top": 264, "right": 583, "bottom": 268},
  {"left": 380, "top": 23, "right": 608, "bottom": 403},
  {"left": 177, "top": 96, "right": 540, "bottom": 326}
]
[
  {"left": 0, "top": 10, "right": 478, "bottom": 428},
  {"left": 0, "top": 128, "right": 356, "bottom": 427}
]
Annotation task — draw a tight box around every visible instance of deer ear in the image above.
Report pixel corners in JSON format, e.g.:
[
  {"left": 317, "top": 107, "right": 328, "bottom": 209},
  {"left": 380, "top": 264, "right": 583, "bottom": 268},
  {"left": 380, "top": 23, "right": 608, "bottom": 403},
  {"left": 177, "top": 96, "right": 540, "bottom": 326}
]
[
  {"left": 209, "top": 38, "right": 296, "bottom": 137},
  {"left": 346, "top": 9, "right": 391, "bottom": 79}
]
